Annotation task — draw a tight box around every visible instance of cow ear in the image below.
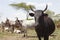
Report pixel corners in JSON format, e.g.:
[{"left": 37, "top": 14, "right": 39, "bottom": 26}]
[
  {"left": 29, "top": 13, "right": 34, "bottom": 17},
  {"left": 43, "top": 13, "right": 48, "bottom": 16}
]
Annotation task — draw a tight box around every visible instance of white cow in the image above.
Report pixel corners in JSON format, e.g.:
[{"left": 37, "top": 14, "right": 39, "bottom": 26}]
[
  {"left": 10, "top": 21, "right": 21, "bottom": 33},
  {"left": 21, "top": 20, "right": 35, "bottom": 37}
]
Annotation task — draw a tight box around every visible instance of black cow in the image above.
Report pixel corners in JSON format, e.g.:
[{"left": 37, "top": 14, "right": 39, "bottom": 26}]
[{"left": 29, "top": 5, "right": 55, "bottom": 40}]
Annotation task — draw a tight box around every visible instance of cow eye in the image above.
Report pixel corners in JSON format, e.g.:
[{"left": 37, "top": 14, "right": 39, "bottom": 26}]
[{"left": 29, "top": 13, "right": 34, "bottom": 17}]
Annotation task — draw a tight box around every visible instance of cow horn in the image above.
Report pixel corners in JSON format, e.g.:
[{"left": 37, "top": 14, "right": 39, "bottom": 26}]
[
  {"left": 43, "top": 4, "right": 48, "bottom": 12},
  {"left": 30, "top": 6, "right": 35, "bottom": 12}
]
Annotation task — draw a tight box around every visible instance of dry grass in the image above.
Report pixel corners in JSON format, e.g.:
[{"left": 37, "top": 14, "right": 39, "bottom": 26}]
[{"left": 0, "top": 28, "right": 60, "bottom": 40}]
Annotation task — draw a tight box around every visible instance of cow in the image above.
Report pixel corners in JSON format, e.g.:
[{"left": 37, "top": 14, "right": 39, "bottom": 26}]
[
  {"left": 1, "top": 18, "right": 14, "bottom": 33},
  {"left": 21, "top": 20, "right": 35, "bottom": 37},
  {"left": 29, "top": 5, "right": 55, "bottom": 40},
  {"left": 14, "top": 18, "right": 22, "bottom": 30}
]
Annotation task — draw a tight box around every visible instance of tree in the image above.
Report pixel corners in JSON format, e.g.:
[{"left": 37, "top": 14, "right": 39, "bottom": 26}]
[
  {"left": 54, "top": 14, "right": 60, "bottom": 24},
  {"left": 10, "top": 2, "right": 35, "bottom": 20}
]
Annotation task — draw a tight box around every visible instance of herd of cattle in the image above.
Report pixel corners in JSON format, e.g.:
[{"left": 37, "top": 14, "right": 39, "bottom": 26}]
[{"left": 0, "top": 18, "right": 35, "bottom": 37}]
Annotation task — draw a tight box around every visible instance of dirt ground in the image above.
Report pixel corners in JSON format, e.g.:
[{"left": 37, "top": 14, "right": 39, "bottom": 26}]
[
  {"left": 0, "top": 34, "right": 38, "bottom": 40},
  {"left": 0, "top": 28, "right": 60, "bottom": 40}
]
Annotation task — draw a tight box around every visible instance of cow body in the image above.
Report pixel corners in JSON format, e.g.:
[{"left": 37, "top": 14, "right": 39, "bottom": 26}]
[{"left": 35, "top": 16, "right": 55, "bottom": 38}]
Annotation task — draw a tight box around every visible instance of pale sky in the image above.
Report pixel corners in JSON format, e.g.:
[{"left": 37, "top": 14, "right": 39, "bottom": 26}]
[{"left": 0, "top": 0, "right": 60, "bottom": 22}]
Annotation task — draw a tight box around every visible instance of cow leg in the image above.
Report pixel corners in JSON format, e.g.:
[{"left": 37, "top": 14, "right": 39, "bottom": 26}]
[
  {"left": 37, "top": 35, "right": 41, "bottom": 40},
  {"left": 23, "top": 32, "right": 27, "bottom": 37},
  {"left": 2, "top": 26, "right": 4, "bottom": 32},
  {"left": 36, "top": 32, "right": 41, "bottom": 40},
  {"left": 10, "top": 28, "right": 14, "bottom": 33},
  {"left": 23, "top": 31, "right": 26, "bottom": 37},
  {"left": 35, "top": 30, "right": 41, "bottom": 40},
  {"left": 23, "top": 29, "right": 27, "bottom": 37},
  {"left": 11, "top": 26, "right": 14, "bottom": 33},
  {"left": 44, "top": 36, "right": 49, "bottom": 40}
]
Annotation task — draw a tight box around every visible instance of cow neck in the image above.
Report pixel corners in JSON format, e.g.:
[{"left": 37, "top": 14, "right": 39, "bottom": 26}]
[{"left": 38, "top": 15, "right": 45, "bottom": 27}]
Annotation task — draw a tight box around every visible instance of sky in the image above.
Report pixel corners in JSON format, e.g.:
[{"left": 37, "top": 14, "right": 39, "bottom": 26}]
[{"left": 0, "top": 0, "right": 60, "bottom": 22}]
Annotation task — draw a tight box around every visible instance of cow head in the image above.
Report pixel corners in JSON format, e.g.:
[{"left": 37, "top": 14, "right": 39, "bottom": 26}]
[{"left": 29, "top": 5, "right": 48, "bottom": 26}]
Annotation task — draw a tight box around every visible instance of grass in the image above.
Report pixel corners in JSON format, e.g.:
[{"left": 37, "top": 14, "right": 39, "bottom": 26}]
[{"left": 0, "top": 28, "right": 60, "bottom": 40}]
